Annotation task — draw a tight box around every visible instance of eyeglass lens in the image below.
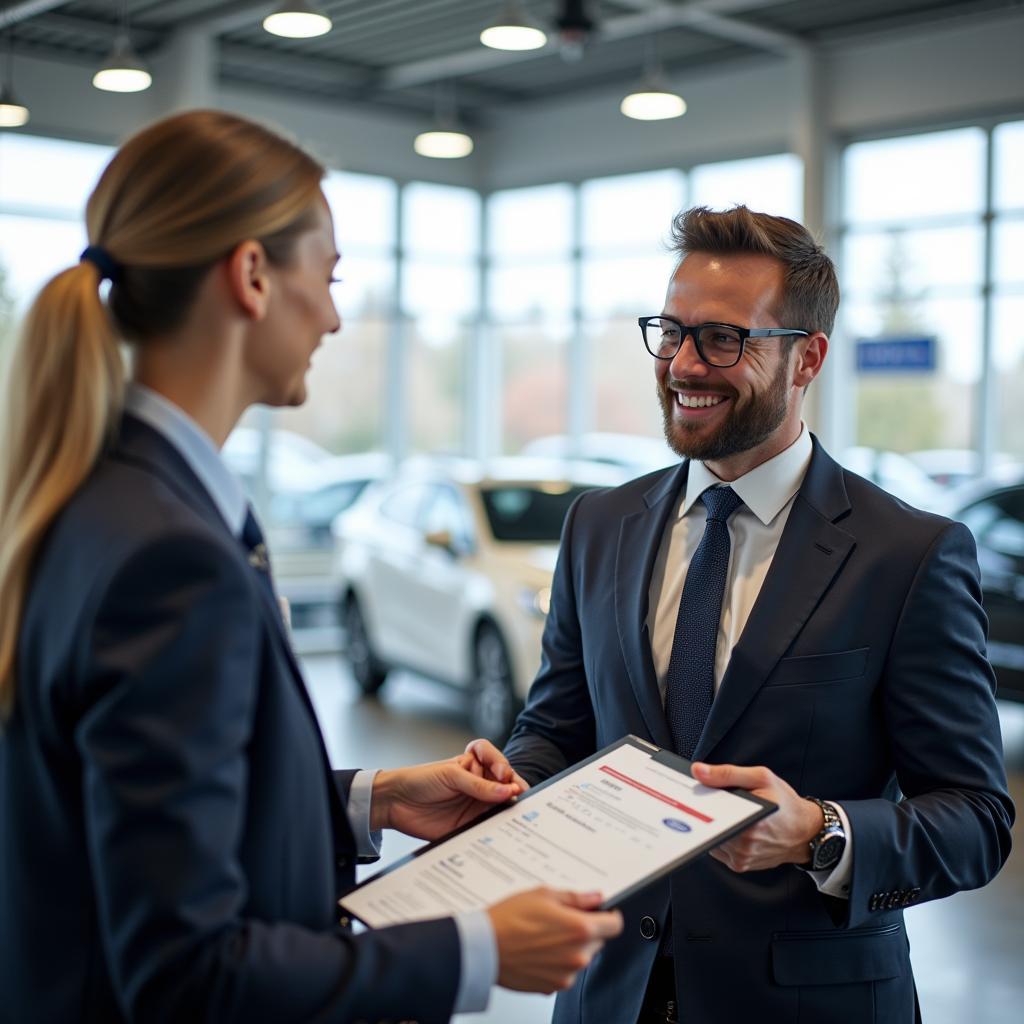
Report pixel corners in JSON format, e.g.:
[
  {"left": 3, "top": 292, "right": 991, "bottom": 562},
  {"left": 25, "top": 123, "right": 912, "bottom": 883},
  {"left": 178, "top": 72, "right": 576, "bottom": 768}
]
[{"left": 644, "top": 318, "right": 743, "bottom": 366}]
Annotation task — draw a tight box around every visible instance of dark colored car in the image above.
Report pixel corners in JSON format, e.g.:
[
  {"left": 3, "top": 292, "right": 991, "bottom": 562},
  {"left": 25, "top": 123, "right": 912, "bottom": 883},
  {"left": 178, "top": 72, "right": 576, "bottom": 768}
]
[{"left": 951, "top": 471, "right": 1024, "bottom": 703}]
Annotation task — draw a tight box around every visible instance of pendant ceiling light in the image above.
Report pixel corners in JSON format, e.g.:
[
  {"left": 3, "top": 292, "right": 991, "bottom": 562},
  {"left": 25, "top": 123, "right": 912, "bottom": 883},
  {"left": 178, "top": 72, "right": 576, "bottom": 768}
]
[
  {"left": 620, "top": 39, "right": 685, "bottom": 121},
  {"left": 93, "top": 2, "right": 151, "bottom": 93},
  {"left": 414, "top": 130, "right": 474, "bottom": 159},
  {"left": 263, "top": 1, "right": 332, "bottom": 39},
  {"left": 480, "top": 1, "right": 547, "bottom": 51},
  {"left": 414, "top": 84, "right": 474, "bottom": 159},
  {"left": 0, "top": 32, "right": 29, "bottom": 128}
]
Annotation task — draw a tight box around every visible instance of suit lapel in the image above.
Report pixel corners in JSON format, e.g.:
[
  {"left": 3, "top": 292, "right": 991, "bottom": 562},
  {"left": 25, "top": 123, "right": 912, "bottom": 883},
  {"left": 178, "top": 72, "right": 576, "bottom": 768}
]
[
  {"left": 114, "top": 415, "right": 351, "bottom": 840},
  {"left": 693, "top": 440, "right": 856, "bottom": 760},
  {"left": 615, "top": 463, "right": 687, "bottom": 749}
]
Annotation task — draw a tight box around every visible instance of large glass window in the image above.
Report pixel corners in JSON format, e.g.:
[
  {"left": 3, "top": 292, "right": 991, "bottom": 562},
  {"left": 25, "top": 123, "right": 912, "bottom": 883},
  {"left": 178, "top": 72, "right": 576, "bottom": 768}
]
[
  {"left": 401, "top": 182, "right": 480, "bottom": 455},
  {"left": 272, "top": 171, "right": 397, "bottom": 459},
  {"left": 839, "top": 123, "right": 1023, "bottom": 482},
  {"left": 581, "top": 170, "right": 685, "bottom": 441},
  {"left": 993, "top": 121, "right": 1024, "bottom": 462},
  {"left": 0, "top": 134, "right": 114, "bottom": 362},
  {"left": 487, "top": 184, "right": 574, "bottom": 453},
  {"left": 690, "top": 153, "right": 803, "bottom": 220}
]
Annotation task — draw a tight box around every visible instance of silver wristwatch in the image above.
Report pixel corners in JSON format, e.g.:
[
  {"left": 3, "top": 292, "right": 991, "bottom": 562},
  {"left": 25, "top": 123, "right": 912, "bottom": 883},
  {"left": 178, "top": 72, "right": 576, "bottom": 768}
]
[{"left": 804, "top": 797, "right": 846, "bottom": 871}]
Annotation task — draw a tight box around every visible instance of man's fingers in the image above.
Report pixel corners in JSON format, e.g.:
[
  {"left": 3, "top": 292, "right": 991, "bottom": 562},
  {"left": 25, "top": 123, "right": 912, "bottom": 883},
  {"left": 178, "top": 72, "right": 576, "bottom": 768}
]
[
  {"left": 691, "top": 761, "right": 773, "bottom": 790},
  {"left": 551, "top": 889, "right": 604, "bottom": 910},
  {"left": 465, "top": 738, "right": 514, "bottom": 783},
  {"left": 448, "top": 766, "right": 518, "bottom": 803},
  {"left": 589, "top": 910, "right": 624, "bottom": 939}
]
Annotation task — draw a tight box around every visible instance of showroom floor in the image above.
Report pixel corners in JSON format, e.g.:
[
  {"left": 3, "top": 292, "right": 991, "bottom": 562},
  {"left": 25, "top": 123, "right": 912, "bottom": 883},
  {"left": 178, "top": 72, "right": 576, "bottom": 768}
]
[{"left": 301, "top": 654, "right": 1024, "bottom": 1024}]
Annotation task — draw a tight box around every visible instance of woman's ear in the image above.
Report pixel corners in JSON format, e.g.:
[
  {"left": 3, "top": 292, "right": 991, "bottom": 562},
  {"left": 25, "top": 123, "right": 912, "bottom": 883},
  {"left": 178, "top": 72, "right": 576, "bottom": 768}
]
[{"left": 224, "top": 240, "right": 271, "bottom": 321}]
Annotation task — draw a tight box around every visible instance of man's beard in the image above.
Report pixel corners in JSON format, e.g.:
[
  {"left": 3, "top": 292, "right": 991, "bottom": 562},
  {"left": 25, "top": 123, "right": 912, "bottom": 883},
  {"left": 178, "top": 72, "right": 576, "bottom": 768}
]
[{"left": 658, "top": 355, "right": 791, "bottom": 462}]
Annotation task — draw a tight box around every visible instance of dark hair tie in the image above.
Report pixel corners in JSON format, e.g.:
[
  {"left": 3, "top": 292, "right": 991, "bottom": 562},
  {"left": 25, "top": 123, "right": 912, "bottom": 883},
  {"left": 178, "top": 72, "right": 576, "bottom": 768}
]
[{"left": 80, "top": 245, "right": 122, "bottom": 284}]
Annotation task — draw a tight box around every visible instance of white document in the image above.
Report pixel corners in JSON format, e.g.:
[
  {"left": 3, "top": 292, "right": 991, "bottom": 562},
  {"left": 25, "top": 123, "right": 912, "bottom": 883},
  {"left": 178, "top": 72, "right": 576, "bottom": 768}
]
[{"left": 340, "top": 736, "right": 775, "bottom": 927}]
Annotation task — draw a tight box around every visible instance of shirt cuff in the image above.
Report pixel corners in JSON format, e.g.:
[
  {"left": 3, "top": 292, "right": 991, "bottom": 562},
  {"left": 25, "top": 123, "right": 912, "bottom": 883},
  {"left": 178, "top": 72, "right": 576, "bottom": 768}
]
[
  {"left": 346, "top": 769, "right": 383, "bottom": 860},
  {"left": 453, "top": 909, "right": 497, "bottom": 1014},
  {"left": 804, "top": 801, "right": 853, "bottom": 900}
]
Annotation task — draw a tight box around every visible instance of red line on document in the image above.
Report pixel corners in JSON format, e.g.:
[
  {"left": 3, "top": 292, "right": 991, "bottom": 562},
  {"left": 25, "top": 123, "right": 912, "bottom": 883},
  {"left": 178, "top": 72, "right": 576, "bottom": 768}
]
[{"left": 599, "top": 765, "right": 714, "bottom": 823}]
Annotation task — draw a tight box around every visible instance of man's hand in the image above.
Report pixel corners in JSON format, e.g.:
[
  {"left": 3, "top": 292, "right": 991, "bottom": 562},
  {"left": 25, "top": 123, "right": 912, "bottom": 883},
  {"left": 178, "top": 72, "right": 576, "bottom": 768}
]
[
  {"left": 371, "top": 739, "right": 530, "bottom": 840},
  {"left": 488, "top": 888, "right": 623, "bottom": 993},
  {"left": 690, "top": 762, "right": 823, "bottom": 872}
]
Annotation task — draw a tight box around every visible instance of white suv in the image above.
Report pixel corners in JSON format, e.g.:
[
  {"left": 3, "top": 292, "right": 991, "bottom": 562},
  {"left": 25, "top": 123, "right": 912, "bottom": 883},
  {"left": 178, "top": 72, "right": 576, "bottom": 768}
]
[{"left": 333, "top": 457, "right": 624, "bottom": 740}]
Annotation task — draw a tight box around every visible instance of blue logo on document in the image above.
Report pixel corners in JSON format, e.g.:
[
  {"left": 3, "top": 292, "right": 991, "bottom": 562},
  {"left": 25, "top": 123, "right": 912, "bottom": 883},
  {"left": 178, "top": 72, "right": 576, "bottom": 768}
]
[
  {"left": 662, "top": 818, "right": 692, "bottom": 833},
  {"left": 522, "top": 811, "right": 539, "bottom": 822}
]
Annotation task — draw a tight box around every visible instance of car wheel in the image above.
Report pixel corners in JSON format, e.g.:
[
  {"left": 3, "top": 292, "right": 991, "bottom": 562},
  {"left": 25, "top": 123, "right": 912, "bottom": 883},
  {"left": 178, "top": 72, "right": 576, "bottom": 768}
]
[
  {"left": 470, "top": 623, "right": 519, "bottom": 743},
  {"left": 343, "top": 595, "right": 388, "bottom": 696}
]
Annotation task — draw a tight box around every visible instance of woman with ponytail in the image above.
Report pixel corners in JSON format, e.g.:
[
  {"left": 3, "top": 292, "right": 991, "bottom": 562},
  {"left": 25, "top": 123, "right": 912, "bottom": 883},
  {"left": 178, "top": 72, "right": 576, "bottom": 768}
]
[{"left": 0, "top": 110, "right": 620, "bottom": 1024}]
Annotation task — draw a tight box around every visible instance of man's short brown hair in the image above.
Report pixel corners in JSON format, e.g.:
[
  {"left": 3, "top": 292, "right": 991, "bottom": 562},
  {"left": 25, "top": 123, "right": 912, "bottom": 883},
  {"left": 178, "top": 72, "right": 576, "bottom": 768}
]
[{"left": 669, "top": 205, "right": 840, "bottom": 337}]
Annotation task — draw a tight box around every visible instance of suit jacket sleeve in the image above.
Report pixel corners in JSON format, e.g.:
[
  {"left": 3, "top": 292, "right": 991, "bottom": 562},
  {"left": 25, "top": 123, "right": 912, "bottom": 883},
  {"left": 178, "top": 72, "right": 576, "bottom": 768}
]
[
  {"left": 77, "top": 530, "right": 460, "bottom": 1024},
  {"left": 839, "top": 520, "right": 1014, "bottom": 927},
  {"left": 504, "top": 492, "right": 597, "bottom": 783}
]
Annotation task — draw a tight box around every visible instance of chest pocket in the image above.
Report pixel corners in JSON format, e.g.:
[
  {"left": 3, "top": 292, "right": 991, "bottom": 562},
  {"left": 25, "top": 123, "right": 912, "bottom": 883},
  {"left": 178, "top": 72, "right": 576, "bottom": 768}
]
[{"left": 766, "top": 647, "right": 869, "bottom": 687}]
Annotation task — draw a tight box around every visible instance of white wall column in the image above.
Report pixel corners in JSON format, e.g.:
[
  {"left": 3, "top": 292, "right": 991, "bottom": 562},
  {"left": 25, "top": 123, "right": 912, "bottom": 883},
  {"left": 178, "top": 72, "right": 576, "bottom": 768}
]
[
  {"left": 790, "top": 47, "right": 844, "bottom": 453},
  {"left": 152, "top": 27, "right": 215, "bottom": 114}
]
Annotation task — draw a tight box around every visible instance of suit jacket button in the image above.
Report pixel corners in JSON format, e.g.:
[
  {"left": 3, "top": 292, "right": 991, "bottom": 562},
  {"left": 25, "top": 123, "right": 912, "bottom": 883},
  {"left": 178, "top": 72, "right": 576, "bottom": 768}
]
[
  {"left": 639, "top": 916, "right": 659, "bottom": 940},
  {"left": 339, "top": 915, "right": 351, "bottom": 928},
  {"left": 337, "top": 855, "right": 349, "bottom": 868}
]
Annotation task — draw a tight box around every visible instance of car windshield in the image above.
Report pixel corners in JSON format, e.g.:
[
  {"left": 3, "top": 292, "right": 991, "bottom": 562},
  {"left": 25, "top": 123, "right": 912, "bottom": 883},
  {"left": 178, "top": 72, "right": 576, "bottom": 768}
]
[{"left": 481, "top": 484, "right": 593, "bottom": 542}]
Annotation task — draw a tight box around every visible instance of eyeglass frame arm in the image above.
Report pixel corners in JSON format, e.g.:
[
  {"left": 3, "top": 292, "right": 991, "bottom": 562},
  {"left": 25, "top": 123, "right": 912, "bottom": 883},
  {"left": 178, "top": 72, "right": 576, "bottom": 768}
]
[{"left": 637, "top": 314, "right": 808, "bottom": 365}]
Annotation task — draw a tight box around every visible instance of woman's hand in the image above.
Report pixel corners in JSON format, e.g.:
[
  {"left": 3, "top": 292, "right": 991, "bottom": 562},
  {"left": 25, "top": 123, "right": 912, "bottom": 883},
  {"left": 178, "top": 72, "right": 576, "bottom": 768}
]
[{"left": 371, "top": 739, "right": 530, "bottom": 840}]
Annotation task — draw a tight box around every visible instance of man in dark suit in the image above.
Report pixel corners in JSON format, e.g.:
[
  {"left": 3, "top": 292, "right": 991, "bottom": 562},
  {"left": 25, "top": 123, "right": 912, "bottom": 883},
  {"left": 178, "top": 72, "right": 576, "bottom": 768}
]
[{"left": 504, "top": 205, "right": 1014, "bottom": 1024}]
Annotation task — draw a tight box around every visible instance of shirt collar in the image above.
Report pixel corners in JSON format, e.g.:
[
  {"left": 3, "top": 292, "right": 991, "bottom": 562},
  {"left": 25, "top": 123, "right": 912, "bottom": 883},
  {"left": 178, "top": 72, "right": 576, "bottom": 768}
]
[
  {"left": 124, "top": 382, "right": 249, "bottom": 537},
  {"left": 681, "top": 423, "right": 813, "bottom": 527}
]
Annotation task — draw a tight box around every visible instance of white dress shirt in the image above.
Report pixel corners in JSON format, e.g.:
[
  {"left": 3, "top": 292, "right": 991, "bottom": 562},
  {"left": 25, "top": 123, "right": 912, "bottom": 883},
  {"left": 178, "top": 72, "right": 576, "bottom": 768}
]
[
  {"left": 647, "top": 424, "right": 852, "bottom": 898},
  {"left": 124, "top": 383, "right": 496, "bottom": 1011}
]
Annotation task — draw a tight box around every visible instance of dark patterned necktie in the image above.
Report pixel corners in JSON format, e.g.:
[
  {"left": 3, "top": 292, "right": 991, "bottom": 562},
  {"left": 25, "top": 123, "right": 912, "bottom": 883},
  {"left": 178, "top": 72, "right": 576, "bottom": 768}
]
[
  {"left": 664, "top": 485, "right": 744, "bottom": 759},
  {"left": 241, "top": 506, "right": 277, "bottom": 604}
]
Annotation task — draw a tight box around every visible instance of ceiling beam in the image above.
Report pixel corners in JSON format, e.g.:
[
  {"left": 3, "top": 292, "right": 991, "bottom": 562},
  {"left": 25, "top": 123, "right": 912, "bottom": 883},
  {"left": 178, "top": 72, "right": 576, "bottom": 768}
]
[
  {"left": 0, "top": 1, "right": 71, "bottom": 30},
  {"left": 175, "top": 0, "right": 277, "bottom": 35},
  {"left": 383, "top": 0, "right": 806, "bottom": 90},
  {"left": 612, "top": 0, "right": 803, "bottom": 52}
]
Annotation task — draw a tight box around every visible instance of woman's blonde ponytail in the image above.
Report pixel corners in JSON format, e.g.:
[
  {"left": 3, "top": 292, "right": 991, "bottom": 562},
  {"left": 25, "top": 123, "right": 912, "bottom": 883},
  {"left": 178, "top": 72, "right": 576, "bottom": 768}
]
[{"left": 0, "top": 260, "right": 123, "bottom": 719}]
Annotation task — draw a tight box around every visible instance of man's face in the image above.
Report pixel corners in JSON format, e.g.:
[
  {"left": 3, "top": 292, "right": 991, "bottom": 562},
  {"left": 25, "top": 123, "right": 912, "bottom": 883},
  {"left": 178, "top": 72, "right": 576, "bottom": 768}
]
[{"left": 655, "top": 252, "right": 802, "bottom": 469}]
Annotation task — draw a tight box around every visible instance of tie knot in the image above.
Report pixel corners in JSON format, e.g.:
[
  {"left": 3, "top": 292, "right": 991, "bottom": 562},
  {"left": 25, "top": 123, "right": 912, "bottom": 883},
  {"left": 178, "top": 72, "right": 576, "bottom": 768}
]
[
  {"left": 242, "top": 507, "right": 264, "bottom": 551},
  {"left": 700, "top": 486, "right": 742, "bottom": 523}
]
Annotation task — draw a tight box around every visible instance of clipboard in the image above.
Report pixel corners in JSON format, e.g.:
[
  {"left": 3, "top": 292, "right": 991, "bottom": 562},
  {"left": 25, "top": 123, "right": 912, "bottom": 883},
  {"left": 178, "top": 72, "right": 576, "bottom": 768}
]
[{"left": 340, "top": 736, "right": 777, "bottom": 928}]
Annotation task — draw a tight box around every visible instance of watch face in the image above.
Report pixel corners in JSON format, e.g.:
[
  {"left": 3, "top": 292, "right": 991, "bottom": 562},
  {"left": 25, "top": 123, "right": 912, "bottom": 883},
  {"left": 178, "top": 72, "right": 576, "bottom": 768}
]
[{"left": 814, "top": 835, "right": 844, "bottom": 869}]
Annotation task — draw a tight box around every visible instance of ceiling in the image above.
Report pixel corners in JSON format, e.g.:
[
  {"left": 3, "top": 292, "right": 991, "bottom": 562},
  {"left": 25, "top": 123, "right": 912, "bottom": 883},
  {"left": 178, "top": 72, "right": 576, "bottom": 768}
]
[{"left": 1, "top": 0, "right": 1019, "bottom": 124}]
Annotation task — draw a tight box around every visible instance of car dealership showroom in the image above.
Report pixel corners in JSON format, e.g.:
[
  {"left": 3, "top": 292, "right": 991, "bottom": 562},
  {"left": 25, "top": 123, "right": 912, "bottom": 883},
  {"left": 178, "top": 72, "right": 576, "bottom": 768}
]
[{"left": 0, "top": 2, "right": 1022, "bottom": 1022}]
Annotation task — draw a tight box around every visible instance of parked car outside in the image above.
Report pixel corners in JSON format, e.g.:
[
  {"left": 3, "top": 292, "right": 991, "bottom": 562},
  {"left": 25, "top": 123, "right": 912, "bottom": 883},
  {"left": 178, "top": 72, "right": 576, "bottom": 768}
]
[
  {"left": 333, "top": 457, "right": 623, "bottom": 740},
  {"left": 948, "top": 469, "right": 1024, "bottom": 704},
  {"left": 223, "top": 425, "right": 335, "bottom": 494},
  {"left": 840, "top": 446, "right": 946, "bottom": 512},
  {"left": 265, "top": 453, "right": 393, "bottom": 623},
  {"left": 223, "top": 426, "right": 392, "bottom": 626},
  {"left": 906, "top": 448, "right": 1018, "bottom": 490},
  {"left": 520, "top": 432, "right": 678, "bottom": 479}
]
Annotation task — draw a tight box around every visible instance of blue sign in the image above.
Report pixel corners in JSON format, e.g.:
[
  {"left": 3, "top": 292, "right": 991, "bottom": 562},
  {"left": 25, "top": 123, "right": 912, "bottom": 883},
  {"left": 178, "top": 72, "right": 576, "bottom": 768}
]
[{"left": 856, "top": 336, "right": 936, "bottom": 374}]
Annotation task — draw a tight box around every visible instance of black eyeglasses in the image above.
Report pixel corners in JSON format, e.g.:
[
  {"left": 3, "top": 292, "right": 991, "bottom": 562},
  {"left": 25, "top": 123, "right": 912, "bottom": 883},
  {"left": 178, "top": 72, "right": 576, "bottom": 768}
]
[{"left": 638, "top": 315, "right": 808, "bottom": 368}]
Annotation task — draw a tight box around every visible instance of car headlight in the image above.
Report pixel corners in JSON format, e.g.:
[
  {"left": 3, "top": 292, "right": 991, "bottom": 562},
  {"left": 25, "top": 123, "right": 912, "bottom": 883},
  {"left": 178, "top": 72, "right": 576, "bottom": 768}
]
[{"left": 518, "top": 585, "right": 551, "bottom": 619}]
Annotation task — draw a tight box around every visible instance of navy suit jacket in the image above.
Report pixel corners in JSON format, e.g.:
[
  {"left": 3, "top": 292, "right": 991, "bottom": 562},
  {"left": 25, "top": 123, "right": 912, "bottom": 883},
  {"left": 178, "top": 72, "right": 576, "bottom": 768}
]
[
  {"left": 504, "top": 437, "right": 1013, "bottom": 1024},
  {"left": 0, "top": 416, "right": 461, "bottom": 1024}
]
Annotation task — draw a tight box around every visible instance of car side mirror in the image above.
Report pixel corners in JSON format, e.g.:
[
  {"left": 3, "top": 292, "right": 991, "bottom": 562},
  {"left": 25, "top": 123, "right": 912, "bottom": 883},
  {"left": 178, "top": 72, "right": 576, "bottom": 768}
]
[{"left": 424, "top": 528, "right": 459, "bottom": 556}]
